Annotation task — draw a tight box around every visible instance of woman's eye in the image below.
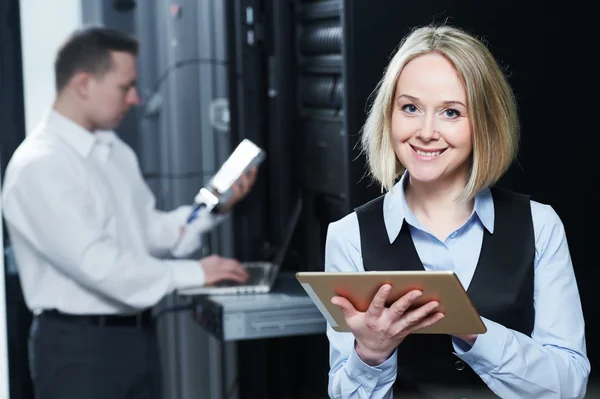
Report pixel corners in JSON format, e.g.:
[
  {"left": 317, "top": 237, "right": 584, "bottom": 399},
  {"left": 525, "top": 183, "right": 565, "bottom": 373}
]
[
  {"left": 402, "top": 104, "right": 418, "bottom": 113},
  {"left": 444, "top": 108, "right": 461, "bottom": 118}
]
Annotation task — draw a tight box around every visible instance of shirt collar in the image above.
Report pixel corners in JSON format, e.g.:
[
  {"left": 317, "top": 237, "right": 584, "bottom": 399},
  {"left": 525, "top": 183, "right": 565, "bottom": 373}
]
[
  {"left": 92, "top": 130, "right": 117, "bottom": 163},
  {"left": 95, "top": 130, "right": 117, "bottom": 147},
  {"left": 41, "top": 109, "right": 116, "bottom": 158},
  {"left": 382, "top": 172, "right": 495, "bottom": 243},
  {"left": 42, "top": 109, "right": 95, "bottom": 158}
]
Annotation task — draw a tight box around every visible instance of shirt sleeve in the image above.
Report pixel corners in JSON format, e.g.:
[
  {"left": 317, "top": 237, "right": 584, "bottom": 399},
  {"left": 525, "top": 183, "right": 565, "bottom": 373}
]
[
  {"left": 2, "top": 158, "right": 206, "bottom": 309},
  {"left": 137, "top": 162, "right": 228, "bottom": 257},
  {"left": 146, "top": 204, "right": 228, "bottom": 258},
  {"left": 452, "top": 202, "right": 590, "bottom": 398},
  {"left": 326, "top": 213, "right": 397, "bottom": 399}
]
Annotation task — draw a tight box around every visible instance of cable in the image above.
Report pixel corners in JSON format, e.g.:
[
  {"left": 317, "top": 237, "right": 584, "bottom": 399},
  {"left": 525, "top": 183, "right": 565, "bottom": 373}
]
[
  {"left": 143, "top": 57, "right": 230, "bottom": 105},
  {"left": 140, "top": 57, "right": 230, "bottom": 117}
]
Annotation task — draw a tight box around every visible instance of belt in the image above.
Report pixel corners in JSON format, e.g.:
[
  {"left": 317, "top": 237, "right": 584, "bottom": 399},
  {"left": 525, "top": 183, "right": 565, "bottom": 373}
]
[{"left": 41, "top": 309, "right": 154, "bottom": 328}]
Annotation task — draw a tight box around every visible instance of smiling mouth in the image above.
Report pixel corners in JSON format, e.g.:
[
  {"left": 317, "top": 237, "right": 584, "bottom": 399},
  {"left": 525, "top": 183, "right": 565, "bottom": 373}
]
[{"left": 411, "top": 145, "right": 447, "bottom": 158}]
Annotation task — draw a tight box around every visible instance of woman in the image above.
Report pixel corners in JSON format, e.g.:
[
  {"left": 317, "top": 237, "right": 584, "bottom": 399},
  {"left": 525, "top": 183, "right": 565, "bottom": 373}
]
[{"left": 325, "top": 25, "right": 590, "bottom": 398}]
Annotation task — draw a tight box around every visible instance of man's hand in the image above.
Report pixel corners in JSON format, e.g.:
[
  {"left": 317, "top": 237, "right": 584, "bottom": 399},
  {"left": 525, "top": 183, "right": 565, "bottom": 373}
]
[
  {"left": 200, "top": 255, "right": 249, "bottom": 286},
  {"left": 217, "top": 167, "right": 258, "bottom": 213}
]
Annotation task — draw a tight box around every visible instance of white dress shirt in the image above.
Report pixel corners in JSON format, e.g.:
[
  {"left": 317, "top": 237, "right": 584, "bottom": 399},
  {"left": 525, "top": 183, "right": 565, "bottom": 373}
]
[
  {"left": 2, "top": 109, "right": 225, "bottom": 315},
  {"left": 326, "top": 173, "right": 590, "bottom": 399}
]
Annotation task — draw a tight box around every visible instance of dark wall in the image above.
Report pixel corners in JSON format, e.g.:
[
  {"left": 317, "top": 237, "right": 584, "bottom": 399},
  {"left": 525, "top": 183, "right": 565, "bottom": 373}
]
[
  {"left": 0, "top": 0, "right": 26, "bottom": 177},
  {"left": 260, "top": 1, "right": 594, "bottom": 396},
  {"left": 0, "top": 1, "right": 34, "bottom": 399},
  {"left": 345, "top": 0, "right": 595, "bottom": 378},
  {"left": 1, "top": 1, "right": 594, "bottom": 398}
]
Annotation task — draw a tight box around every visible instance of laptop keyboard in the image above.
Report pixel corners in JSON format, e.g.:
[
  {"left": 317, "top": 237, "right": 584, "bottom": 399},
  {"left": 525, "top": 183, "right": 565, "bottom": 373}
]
[
  {"left": 246, "top": 265, "right": 268, "bottom": 284},
  {"left": 216, "top": 263, "right": 269, "bottom": 287}
]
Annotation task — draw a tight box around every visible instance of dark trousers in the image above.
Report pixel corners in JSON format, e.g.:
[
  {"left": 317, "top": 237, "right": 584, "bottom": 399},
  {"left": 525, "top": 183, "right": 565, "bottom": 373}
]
[{"left": 29, "top": 312, "right": 162, "bottom": 399}]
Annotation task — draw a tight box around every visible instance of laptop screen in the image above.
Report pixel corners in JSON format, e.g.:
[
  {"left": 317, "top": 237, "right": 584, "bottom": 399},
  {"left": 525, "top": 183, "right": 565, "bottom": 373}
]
[{"left": 273, "top": 198, "right": 303, "bottom": 267}]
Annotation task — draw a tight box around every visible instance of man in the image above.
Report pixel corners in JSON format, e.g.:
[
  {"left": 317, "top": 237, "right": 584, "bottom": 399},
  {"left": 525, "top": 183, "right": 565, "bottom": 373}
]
[{"left": 2, "top": 26, "right": 255, "bottom": 398}]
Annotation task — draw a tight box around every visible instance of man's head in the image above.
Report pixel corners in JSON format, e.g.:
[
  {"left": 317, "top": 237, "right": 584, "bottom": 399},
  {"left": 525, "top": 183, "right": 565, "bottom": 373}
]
[{"left": 55, "top": 26, "right": 140, "bottom": 131}]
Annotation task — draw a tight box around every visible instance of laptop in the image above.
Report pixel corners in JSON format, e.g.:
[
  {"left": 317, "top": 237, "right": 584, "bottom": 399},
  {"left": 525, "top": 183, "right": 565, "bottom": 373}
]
[{"left": 177, "top": 198, "right": 302, "bottom": 296}]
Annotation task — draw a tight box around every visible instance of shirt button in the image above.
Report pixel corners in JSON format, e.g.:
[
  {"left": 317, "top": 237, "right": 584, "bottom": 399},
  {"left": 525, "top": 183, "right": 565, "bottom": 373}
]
[
  {"left": 364, "top": 372, "right": 373, "bottom": 379},
  {"left": 454, "top": 360, "right": 465, "bottom": 371},
  {"left": 450, "top": 231, "right": 458, "bottom": 238}
]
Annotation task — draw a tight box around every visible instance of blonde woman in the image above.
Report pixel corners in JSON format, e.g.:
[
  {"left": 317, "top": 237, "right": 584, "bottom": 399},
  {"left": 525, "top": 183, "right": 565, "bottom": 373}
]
[{"left": 325, "top": 25, "right": 590, "bottom": 398}]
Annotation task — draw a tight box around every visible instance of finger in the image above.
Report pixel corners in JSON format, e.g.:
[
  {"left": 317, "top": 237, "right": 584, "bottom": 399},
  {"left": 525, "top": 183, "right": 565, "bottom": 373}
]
[
  {"left": 331, "top": 296, "right": 358, "bottom": 319},
  {"left": 237, "top": 172, "right": 248, "bottom": 187},
  {"left": 247, "top": 167, "right": 258, "bottom": 184},
  {"left": 231, "top": 181, "right": 242, "bottom": 199},
  {"left": 227, "top": 259, "right": 244, "bottom": 269},
  {"left": 399, "top": 300, "right": 440, "bottom": 329},
  {"left": 405, "top": 312, "right": 445, "bottom": 335},
  {"left": 218, "top": 258, "right": 244, "bottom": 274},
  {"left": 389, "top": 290, "right": 423, "bottom": 319},
  {"left": 221, "top": 268, "right": 248, "bottom": 283},
  {"left": 366, "top": 284, "right": 392, "bottom": 319},
  {"left": 239, "top": 174, "right": 250, "bottom": 194},
  {"left": 227, "top": 261, "right": 249, "bottom": 280}
]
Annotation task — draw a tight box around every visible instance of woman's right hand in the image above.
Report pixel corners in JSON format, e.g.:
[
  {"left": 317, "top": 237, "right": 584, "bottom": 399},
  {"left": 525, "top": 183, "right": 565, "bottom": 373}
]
[{"left": 331, "top": 284, "right": 444, "bottom": 366}]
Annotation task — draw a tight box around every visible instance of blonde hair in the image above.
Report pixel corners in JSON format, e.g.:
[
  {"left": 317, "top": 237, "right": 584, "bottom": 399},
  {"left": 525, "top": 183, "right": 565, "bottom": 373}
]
[{"left": 360, "top": 25, "right": 519, "bottom": 201}]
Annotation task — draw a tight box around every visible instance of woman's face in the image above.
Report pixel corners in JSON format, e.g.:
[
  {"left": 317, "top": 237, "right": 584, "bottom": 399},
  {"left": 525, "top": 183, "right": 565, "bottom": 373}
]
[{"left": 391, "top": 53, "right": 473, "bottom": 188}]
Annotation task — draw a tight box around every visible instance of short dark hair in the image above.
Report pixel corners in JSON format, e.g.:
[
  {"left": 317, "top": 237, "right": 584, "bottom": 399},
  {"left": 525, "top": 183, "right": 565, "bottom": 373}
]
[{"left": 54, "top": 26, "right": 139, "bottom": 92}]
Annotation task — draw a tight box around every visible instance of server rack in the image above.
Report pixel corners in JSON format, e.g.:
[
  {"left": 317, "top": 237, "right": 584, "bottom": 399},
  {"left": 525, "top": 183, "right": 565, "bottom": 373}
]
[
  {"left": 238, "top": 1, "right": 594, "bottom": 397},
  {"left": 74, "top": 1, "right": 595, "bottom": 398}
]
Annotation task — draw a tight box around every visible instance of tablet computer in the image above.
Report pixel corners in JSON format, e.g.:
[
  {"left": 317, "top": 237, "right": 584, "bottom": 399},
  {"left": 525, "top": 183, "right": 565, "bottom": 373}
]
[
  {"left": 208, "top": 138, "right": 265, "bottom": 196},
  {"left": 296, "top": 271, "right": 486, "bottom": 334},
  {"left": 192, "top": 139, "right": 265, "bottom": 212}
]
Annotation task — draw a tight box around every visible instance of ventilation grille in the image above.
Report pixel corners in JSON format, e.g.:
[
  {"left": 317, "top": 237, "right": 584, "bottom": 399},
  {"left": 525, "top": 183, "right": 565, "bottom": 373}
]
[
  {"left": 299, "top": 24, "right": 342, "bottom": 55},
  {"left": 300, "top": 76, "right": 343, "bottom": 109}
]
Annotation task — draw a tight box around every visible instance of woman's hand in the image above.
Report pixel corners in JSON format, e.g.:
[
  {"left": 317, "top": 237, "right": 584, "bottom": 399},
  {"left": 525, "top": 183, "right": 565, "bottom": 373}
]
[{"left": 331, "top": 284, "right": 444, "bottom": 366}]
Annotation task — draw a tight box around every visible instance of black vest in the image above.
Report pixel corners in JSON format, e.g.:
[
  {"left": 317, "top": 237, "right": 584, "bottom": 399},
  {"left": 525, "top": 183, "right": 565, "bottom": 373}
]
[{"left": 355, "top": 187, "right": 535, "bottom": 398}]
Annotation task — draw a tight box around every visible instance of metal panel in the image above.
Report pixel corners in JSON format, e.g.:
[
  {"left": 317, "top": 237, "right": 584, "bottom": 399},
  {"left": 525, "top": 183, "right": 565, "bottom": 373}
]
[
  {"left": 151, "top": 2, "right": 237, "bottom": 399},
  {"left": 159, "top": 0, "right": 204, "bottom": 176},
  {"left": 87, "top": 1, "right": 238, "bottom": 398},
  {"left": 300, "top": 118, "right": 346, "bottom": 197},
  {"left": 134, "top": 0, "right": 162, "bottom": 177},
  {"left": 1, "top": 165, "right": 10, "bottom": 399},
  {"left": 190, "top": 273, "right": 327, "bottom": 341}
]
